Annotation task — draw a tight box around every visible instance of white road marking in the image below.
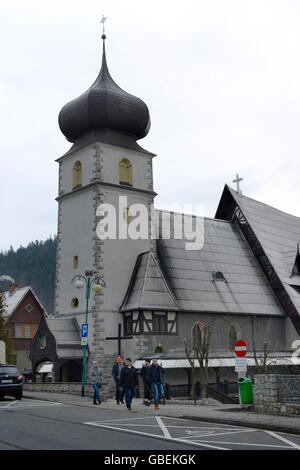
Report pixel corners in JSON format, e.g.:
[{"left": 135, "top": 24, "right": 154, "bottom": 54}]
[
  {"left": 189, "top": 439, "right": 291, "bottom": 449},
  {"left": 90, "top": 416, "right": 155, "bottom": 423},
  {"left": 3, "top": 401, "right": 17, "bottom": 408},
  {"left": 0, "top": 401, "right": 63, "bottom": 411},
  {"left": 83, "top": 421, "right": 229, "bottom": 450},
  {"left": 180, "top": 428, "right": 257, "bottom": 439},
  {"left": 265, "top": 430, "right": 300, "bottom": 450},
  {"left": 159, "top": 415, "right": 247, "bottom": 429},
  {"left": 84, "top": 415, "right": 299, "bottom": 451},
  {"left": 156, "top": 416, "right": 172, "bottom": 438}
]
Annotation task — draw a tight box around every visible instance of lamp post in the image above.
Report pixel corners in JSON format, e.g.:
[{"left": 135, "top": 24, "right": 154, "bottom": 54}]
[{"left": 71, "top": 270, "right": 106, "bottom": 396}]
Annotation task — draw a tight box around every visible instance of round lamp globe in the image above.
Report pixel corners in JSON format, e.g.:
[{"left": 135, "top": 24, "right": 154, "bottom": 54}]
[
  {"left": 75, "top": 279, "right": 85, "bottom": 289},
  {"left": 93, "top": 284, "right": 103, "bottom": 293}
]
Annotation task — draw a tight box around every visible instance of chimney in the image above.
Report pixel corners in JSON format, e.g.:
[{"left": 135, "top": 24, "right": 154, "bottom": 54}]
[{"left": 8, "top": 283, "right": 18, "bottom": 296}]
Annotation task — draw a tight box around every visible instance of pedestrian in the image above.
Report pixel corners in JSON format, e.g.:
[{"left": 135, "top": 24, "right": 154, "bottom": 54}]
[
  {"left": 90, "top": 360, "right": 102, "bottom": 405},
  {"left": 119, "top": 358, "right": 138, "bottom": 410},
  {"left": 140, "top": 359, "right": 151, "bottom": 406},
  {"left": 112, "top": 355, "right": 125, "bottom": 404},
  {"left": 149, "top": 358, "right": 164, "bottom": 410}
]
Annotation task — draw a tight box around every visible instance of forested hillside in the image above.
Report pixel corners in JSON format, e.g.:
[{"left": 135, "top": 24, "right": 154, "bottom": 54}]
[{"left": 0, "top": 237, "right": 56, "bottom": 314}]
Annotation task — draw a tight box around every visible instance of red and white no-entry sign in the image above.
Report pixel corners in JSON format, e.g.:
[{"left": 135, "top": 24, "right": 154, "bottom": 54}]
[{"left": 234, "top": 340, "right": 247, "bottom": 357}]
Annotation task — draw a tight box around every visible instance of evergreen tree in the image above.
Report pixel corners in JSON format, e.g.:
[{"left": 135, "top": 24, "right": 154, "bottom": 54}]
[
  {"left": 0, "top": 290, "right": 12, "bottom": 363},
  {"left": 0, "top": 236, "right": 57, "bottom": 314}
]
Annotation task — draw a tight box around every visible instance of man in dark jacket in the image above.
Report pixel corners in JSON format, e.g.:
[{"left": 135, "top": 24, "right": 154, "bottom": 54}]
[
  {"left": 112, "top": 355, "right": 125, "bottom": 404},
  {"left": 140, "top": 359, "right": 151, "bottom": 406},
  {"left": 119, "top": 358, "right": 138, "bottom": 410},
  {"left": 149, "top": 359, "right": 164, "bottom": 410}
]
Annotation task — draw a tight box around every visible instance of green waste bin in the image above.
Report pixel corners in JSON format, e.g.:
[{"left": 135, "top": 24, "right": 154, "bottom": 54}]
[{"left": 238, "top": 377, "right": 253, "bottom": 404}]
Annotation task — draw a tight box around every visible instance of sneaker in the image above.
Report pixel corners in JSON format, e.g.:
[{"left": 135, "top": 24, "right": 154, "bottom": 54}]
[{"left": 155, "top": 404, "right": 159, "bottom": 410}]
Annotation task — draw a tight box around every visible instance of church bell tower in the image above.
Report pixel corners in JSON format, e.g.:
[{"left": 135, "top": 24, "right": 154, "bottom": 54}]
[{"left": 54, "top": 28, "right": 156, "bottom": 365}]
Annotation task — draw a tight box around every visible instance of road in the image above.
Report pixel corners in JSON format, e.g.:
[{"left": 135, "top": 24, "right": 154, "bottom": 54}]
[{"left": 0, "top": 398, "right": 300, "bottom": 451}]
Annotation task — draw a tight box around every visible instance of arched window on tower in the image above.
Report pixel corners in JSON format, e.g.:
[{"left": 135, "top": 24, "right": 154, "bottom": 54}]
[
  {"left": 228, "top": 323, "right": 242, "bottom": 351},
  {"left": 119, "top": 158, "right": 133, "bottom": 186},
  {"left": 192, "top": 322, "right": 205, "bottom": 350},
  {"left": 72, "top": 161, "right": 82, "bottom": 189}
]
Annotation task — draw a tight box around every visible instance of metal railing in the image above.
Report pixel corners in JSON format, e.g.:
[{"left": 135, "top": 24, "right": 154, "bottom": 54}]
[{"left": 164, "top": 382, "right": 239, "bottom": 404}]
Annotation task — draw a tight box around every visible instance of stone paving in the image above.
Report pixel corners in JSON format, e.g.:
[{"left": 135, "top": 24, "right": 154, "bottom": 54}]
[{"left": 22, "top": 390, "right": 300, "bottom": 435}]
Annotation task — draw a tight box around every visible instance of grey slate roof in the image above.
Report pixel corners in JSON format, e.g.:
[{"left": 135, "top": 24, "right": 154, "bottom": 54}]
[
  {"left": 122, "top": 215, "right": 284, "bottom": 316},
  {"left": 45, "top": 317, "right": 84, "bottom": 359},
  {"left": 216, "top": 185, "right": 300, "bottom": 318},
  {"left": 121, "top": 251, "right": 179, "bottom": 312}
]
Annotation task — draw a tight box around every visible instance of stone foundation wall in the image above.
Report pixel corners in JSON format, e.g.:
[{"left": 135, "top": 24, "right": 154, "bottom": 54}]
[
  {"left": 254, "top": 374, "right": 300, "bottom": 416},
  {"left": 23, "top": 382, "right": 111, "bottom": 401}
]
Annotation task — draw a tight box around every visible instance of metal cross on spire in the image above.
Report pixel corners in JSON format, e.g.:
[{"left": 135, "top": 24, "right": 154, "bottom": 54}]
[
  {"left": 100, "top": 15, "right": 108, "bottom": 35},
  {"left": 233, "top": 173, "right": 243, "bottom": 195}
]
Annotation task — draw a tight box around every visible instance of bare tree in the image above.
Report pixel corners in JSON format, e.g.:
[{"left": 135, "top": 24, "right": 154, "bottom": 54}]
[
  {"left": 184, "top": 338, "right": 196, "bottom": 400},
  {"left": 195, "top": 324, "right": 211, "bottom": 399},
  {"left": 253, "top": 341, "right": 270, "bottom": 374}
]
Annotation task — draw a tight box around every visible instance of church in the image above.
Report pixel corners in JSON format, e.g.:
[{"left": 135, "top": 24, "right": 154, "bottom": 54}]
[{"left": 30, "top": 29, "right": 300, "bottom": 395}]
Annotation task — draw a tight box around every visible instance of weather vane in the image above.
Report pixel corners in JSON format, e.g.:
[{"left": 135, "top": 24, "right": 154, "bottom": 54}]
[{"left": 100, "top": 15, "right": 108, "bottom": 37}]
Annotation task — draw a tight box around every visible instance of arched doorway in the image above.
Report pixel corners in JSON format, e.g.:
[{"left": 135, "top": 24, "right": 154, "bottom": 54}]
[
  {"left": 36, "top": 361, "right": 53, "bottom": 383},
  {"left": 32, "top": 357, "right": 54, "bottom": 383},
  {"left": 58, "top": 360, "right": 82, "bottom": 382}
]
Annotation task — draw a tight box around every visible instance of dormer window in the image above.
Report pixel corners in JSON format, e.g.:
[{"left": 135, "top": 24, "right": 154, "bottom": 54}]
[{"left": 212, "top": 271, "right": 227, "bottom": 282}]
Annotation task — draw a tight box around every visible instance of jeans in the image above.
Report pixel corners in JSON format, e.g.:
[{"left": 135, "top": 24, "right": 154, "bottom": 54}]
[
  {"left": 92, "top": 383, "right": 101, "bottom": 403},
  {"left": 115, "top": 379, "right": 125, "bottom": 402},
  {"left": 143, "top": 380, "right": 151, "bottom": 401},
  {"left": 123, "top": 387, "right": 136, "bottom": 408},
  {"left": 151, "top": 382, "right": 164, "bottom": 405}
]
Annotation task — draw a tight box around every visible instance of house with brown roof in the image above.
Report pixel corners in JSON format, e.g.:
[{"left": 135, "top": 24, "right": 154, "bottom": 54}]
[{"left": 4, "top": 283, "right": 46, "bottom": 377}]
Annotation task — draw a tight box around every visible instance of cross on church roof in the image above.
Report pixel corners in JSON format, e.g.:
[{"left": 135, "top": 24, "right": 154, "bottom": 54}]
[
  {"left": 233, "top": 174, "right": 243, "bottom": 195},
  {"left": 100, "top": 15, "right": 108, "bottom": 35}
]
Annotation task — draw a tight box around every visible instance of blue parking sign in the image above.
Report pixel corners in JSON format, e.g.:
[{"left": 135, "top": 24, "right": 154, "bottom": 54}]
[{"left": 81, "top": 323, "right": 88, "bottom": 338}]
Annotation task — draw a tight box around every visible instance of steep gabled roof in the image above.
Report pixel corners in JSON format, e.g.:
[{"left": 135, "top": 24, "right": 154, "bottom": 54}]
[
  {"left": 45, "top": 317, "right": 84, "bottom": 359},
  {"left": 120, "top": 251, "right": 179, "bottom": 312},
  {"left": 216, "top": 185, "right": 300, "bottom": 333},
  {"left": 3, "top": 286, "right": 47, "bottom": 319},
  {"left": 121, "top": 216, "right": 284, "bottom": 316}
]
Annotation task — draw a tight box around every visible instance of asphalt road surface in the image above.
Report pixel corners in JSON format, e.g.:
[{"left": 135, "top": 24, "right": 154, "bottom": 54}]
[{"left": 0, "top": 398, "right": 300, "bottom": 451}]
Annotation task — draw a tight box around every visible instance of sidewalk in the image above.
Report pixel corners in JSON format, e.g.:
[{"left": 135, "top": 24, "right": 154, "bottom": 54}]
[{"left": 23, "top": 390, "right": 300, "bottom": 435}]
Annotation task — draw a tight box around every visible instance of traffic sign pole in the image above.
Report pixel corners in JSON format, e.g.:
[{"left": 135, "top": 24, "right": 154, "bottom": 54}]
[{"left": 234, "top": 340, "right": 248, "bottom": 408}]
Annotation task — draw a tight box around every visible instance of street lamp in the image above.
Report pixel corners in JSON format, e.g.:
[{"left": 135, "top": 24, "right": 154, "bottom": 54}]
[{"left": 71, "top": 270, "right": 106, "bottom": 396}]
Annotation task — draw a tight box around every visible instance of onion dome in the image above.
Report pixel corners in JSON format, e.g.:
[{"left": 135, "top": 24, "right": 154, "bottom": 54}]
[{"left": 58, "top": 36, "right": 151, "bottom": 143}]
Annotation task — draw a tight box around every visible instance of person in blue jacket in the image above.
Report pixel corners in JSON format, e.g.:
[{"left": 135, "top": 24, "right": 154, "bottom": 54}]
[{"left": 149, "top": 359, "right": 164, "bottom": 409}]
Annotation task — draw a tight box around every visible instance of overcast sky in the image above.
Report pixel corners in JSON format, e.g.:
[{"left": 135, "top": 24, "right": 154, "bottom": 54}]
[{"left": 1, "top": 0, "right": 300, "bottom": 251}]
